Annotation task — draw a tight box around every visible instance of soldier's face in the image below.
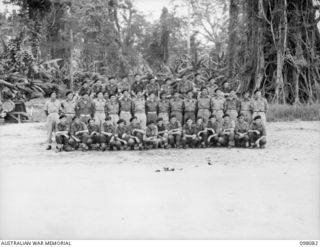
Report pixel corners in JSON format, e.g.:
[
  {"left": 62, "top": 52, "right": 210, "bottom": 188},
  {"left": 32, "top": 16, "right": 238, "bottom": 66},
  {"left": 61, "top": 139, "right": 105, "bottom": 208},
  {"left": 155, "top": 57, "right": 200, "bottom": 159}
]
[
  {"left": 161, "top": 94, "right": 166, "bottom": 99},
  {"left": 216, "top": 90, "right": 222, "bottom": 96},
  {"left": 67, "top": 93, "right": 73, "bottom": 100},
  {"left": 239, "top": 116, "right": 244, "bottom": 122},
  {"left": 174, "top": 93, "right": 179, "bottom": 98},
  {"left": 166, "top": 80, "right": 171, "bottom": 84},
  {"left": 202, "top": 89, "right": 208, "bottom": 95},
  {"left": 149, "top": 93, "right": 155, "bottom": 99},
  {"left": 132, "top": 119, "right": 137, "bottom": 124},
  {"left": 61, "top": 117, "right": 67, "bottom": 124},
  {"left": 244, "top": 93, "right": 249, "bottom": 99},
  {"left": 135, "top": 75, "right": 140, "bottom": 81},
  {"left": 111, "top": 96, "right": 116, "bottom": 101},
  {"left": 187, "top": 92, "right": 193, "bottom": 98},
  {"left": 98, "top": 93, "right": 103, "bottom": 99},
  {"left": 83, "top": 94, "right": 89, "bottom": 100},
  {"left": 51, "top": 93, "right": 56, "bottom": 100},
  {"left": 187, "top": 119, "right": 192, "bottom": 125},
  {"left": 210, "top": 118, "right": 216, "bottom": 124},
  {"left": 158, "top": 120, "right": 163, "bottom": 126},
  {"left": 75, "top": 118, "right": 80, "bottom": 124},
  {"left": 255, "top": 92, "right": 261, "bottom": 98},
  {"left": 230, "top": 91, "right": 236, "bottom": 97},
  {"left": 197, "top": 119, "right": 203, "bottom": 125},
  {"left": 224, "top": 116, "right": 230, "bottom": 122},
  {"left": 170, "top": 118, "right": 176, "bottom": 123},
  {"left": 119, "top": 122, "right": 124, "bottom": 127},
  {"left": 89, "top": 120, "right": 94, "bottom": 126},
  {"left": 256, "top": 119, "right": 262, "bottom": 125}
]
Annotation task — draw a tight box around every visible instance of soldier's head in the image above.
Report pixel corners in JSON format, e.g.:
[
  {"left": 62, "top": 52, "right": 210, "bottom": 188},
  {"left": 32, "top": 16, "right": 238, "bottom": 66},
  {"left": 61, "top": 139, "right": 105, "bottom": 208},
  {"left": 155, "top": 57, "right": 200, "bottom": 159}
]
[
  {"left": 117, "top": 119, "right": 125, "bottom": 127},
  {"left": 209, "top": 115, "right": 217, "bottom": 124},
  {"left": 105, "top": 116, "right": 112, "bottom": 124},
  {"left": 96, "top": 79, "right": 102, "bottom": 85},
  {"left": 238, "top": 113, "right": 245, "bottom": 123},
  {"left": 122, "top": 89, "right": 129, "bottom": 98},
  {"left": 243, "top": 91, "right": 250, "bottom": 99},
  {"left": 170, "top": 115, "right": 177, "bottom": 124},
  {"left": 130, "top": 116, "right": 138, "bottom": 125},
  {"left": 147, "top": 120, "right": 155, "bottom": 127},
  {"left": 150, "top": 78, "right": 156, "bottom": 84},
  {"left": 97, "top": 91, "right": 104, "bottom": 99},
  {"left": 82, "top": 92, "right": 89, "bottom": 100},
  {"left": 59, "top": 114, "right": 67, "bottom": 124},
  {"left": 66, "top": 91, "right": 73, "bottom": 100},
  {"left": 165, "top": 78, "right": 171, "bottom": 85},
  {"left": 160, "top": 92, "right": 167, "bottom": 100},
  {"left": 90, "top": 91, "right": 96, "bottom": 99},
  {"left": 137, "top": 89, "right": 143, "bottom": 97},
  {"left": 122, "top": 76, "right": 129, "bottom": 83},
  {"left": 254, "top": 89, "right": 261, "bottom": 98},
  {"left": 173, "top": 91, "right": 180, "bottom": 99},
  {"left": 187, "top": 90, "right": 193, "bottom": 98},
  {"left": 223, "top": 114, "right": 230, "bottom": 122},
  {"left": 104, "top": 91, "right": 109, "bottom": 100},
  {"left": 195, "top": 73, "right": 201, "bottom": 80},
  {"left": 186, "top": 117, "right": 193, "bottom": 126},
  {"left": 109, "top": 76, "right": 116, "bottom": 84},
  {"left": 201, "top": 87, "right": 208, "bottom": 96},
  {"left": 88, "top": 118, "right": 95, "bottom": 126},
  {"left": 110, "top": 94, "right": 116, "bottom": 101},
  {"left": 215, "top": 88, "right": 223, "bottom": 97},
  {"left": 157, "top": 117, "right": 163, "bottom": 126},
  {"left": 223, "top": 82, "right": 230, "bottom": 89},
  {"left": 253, "top": 115, "right": 262, "bottom": 125},
  {"left": 50, "top": 91, "right": 57, "bottom": 100},
  {"left": 149, "top": 92, "right": 155, "bottom": 99},
  {"left": 134, "top": 73, "right": 140, "bottom": 81},
  {"left": 196, "top": 117, "right": 203, "bottom": 125},
  {"left": 230, "top": 90, "right": 236, "bottom": 98},
  {"left": 73, "top": 116, "right": 80, "bottom": 124},
  {"left": 208, "top": 77, "right": 216, "bottom": 84}
]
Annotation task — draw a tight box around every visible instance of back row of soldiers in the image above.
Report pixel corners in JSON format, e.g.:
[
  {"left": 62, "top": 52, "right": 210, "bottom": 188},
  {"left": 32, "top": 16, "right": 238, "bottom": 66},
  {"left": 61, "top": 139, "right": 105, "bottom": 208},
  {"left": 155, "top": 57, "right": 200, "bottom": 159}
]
[{"left": 44, "top": 74, "right": 268, "bottom": 150}]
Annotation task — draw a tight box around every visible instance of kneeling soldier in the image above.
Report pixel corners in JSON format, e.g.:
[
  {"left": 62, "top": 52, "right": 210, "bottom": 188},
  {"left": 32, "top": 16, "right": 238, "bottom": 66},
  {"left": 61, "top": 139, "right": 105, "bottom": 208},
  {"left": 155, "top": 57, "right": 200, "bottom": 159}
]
[
  {"left": 69, "top": 116, "right": 90, "bottom": 151},
  {"left": 182, "top": 118, "right": 197, "bottom": 148},
  {"left": 127, "top": 116, "right": 144, "bottom": 150},
  {"left": 114, "top": 119, "right": 129, "bottom": 150},
  {"left": 156, "top": 117, "right": 169, "bottom": 148},
  {"left": 194, "top": 117, "right": 207, "bottom": 148},
  {"left": 101, "top": 116, "right": 116, "bottom": 151},
  {"left": 168, "top": 115, "right": 182, "bottom": 148},
  {"left": 218, "top": 114, "right": 235, "bottom": 148},
  {"left": 234, "top": 113, "right": 250, "bottom": 147},
  {"left": 55, "top": 114, "right": 73, "bottom": 152},
  {"left": 87, "top": 118, "right": 103, "bottom": 150},
  {"left": 206, "top": 115, "right": 221, "bottom": 146},
  {"left": 249, "top": 115, "right": 267, "bottom": 148},
  {"left": 144, "top": 121, "right": 161, "bottom": 149}
]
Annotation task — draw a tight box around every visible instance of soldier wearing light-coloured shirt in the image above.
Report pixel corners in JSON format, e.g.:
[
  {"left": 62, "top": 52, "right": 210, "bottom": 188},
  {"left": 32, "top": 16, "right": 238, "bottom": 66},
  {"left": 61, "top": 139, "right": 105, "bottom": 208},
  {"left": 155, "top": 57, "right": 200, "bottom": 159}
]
[
  {"left": 61, "top": 91, "right": 76, "bottom": 124},
  {"left": 106, "top": 94, "right": 120, "bottom": 126},
  {"left": 224, "top": 90, "right": 240, "bottom": 122},
  {"left": 93, "top": 91, "right": 106, "bottom": 127},
  {"left": 252, "top": 89, "right": 268, "bottom": 125},
  {"left": 119, "top": 89, "right": 132, "bottom": 125},
  {"left": 240, "top": 92, "right": 253, "bottom": 123},
  {"left": 132, "top": 90, "right": 147, "bottom": 129},
  {"left": 211, "top": 88, "right": 225, "bottom": 122},
  {"left": 158, "top": 92, "right": 170, "bottom": 125}
]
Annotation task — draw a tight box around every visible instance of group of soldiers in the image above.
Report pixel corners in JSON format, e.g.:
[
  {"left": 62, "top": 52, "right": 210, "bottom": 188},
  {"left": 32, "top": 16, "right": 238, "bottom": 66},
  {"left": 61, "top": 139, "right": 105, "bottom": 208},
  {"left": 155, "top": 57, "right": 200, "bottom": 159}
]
[{"left": 44, "top": 73, "right": 268, "bottom": 152}]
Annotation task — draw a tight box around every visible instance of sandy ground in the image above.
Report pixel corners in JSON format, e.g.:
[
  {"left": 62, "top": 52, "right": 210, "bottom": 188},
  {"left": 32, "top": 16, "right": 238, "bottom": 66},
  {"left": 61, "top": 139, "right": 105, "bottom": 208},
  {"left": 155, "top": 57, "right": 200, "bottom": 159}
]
[{"left": 0, "top": 121, "right": 319, "bottom": 240}]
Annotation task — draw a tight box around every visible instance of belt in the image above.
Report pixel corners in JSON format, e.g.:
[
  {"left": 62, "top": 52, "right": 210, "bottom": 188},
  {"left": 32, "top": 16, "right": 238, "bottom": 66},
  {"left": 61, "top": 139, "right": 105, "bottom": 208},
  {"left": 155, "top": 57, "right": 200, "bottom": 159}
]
[
  {"left": 65, "top": 112, "right": 75, "bottom": 115},
  {"left": 198, "top": 108, "right": 210, "bottom": 110},
  {"left": 95, "top": 110, "right": 105, "bottom": 112},
  {"left": 254, "top": 111, "right": 265, "bottom": 113},
  {"left": 185, "top": 111, "right": 195, "bottom": 113},
  {"left": 121, "top": 111, "right": 131, "bottom": 113},
  {"left": 80, "top": 114, "right": 90, "bottom": 117},
  {"left": 241, "top": 110, "right": 251, "bottom": 112},
  {"left": 109, "top": 113, "right": 118, "bottom": 115},
  {"left": 148, "top": 111, "right": 157, "bottom": 114}
]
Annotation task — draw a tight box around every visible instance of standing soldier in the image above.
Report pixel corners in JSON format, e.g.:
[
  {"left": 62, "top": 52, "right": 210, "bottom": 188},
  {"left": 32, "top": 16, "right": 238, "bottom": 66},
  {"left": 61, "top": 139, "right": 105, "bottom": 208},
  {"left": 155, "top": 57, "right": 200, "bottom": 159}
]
[
  {"left": 178, "top": 74, "right": 194, "bottom": 98},
  {"left": 93, "top": 91, "right": 106, "bottom": 128},
  {"left": 207, "top": 77, "right": 219, "bottom": 97},
  {"left": 118, "top": 76, "right": 131, "bottom": 95},
  {"left": 92, "top": 79, "right": 104, "bottom": 95},
  {"left": 146, "top": 77, "right": 160, "bottom": 98},
  {"left": 183, "top": 90, "right": 197, "bottom": 124},
  {"left": 194, "top": 117, "right": 207, "bottom": 148},
  {"left": 234, "top": 113, "right": 250, "bottom": 148},
  {"left": 78, "top": 80, "right": 91, "bottom": 97},
  {"left": 249, "top": 115, "right": 267, "bottom": 148},
  {"left": 101, "top": 116, "right": 116, "bottom": 151},
  {"left": 44, "top": 91, "right": 62, "bottom": 150},
  {"left": 105, "top": 77, "right": 118, "bottom": 96},
  {"left": 158, "top": 92, "right": 170, "bottom": 125},
  {"left": 75, "top": 91, "right": 95, "bottom": 124},
  {"left": 218, "top": 114, "right": 235, "bottom": 148},
  {"left": 240, "top": 91, "right": 253, "bottom": 123},
  {"left": 69, "top": 115, "right": 90, "bottom": 151},
  {"left": 161, "top": 78, "right": 173, "bottom": 98},
  {"left": 106, "top": 94, "right": 120, "bottom": 126},
  {"left": 132, "top": 90, "right": 147, "bottom": 129},
  {"left": 61, "top": 91, "right": 76, "bottom": 124},
  {"left": 211, "top": 88, "right": 225, "bottom": 122},
  {"left": 169, "top": 91, "right": 184, "bottom": 123},
  {"left": 182, "top": 118, "right": 197, "bottom": 148},
  {"left": 119, "top": 89, "right": 132, "bottom": 125},
  {"left": 146, "top": 92, "right": 158, "bottom": 123},
  {"left": 127, "top": 116, "right": 144, "bottom": 150},
  {"left": 206, "top": 115, "right": 221, "bottom": 146},
  {"left": 55, "top": 115, "right": 73, "bottom": 152},
  {"left": 252, "top": 89, "right": 268, "bottom": 125},
  {"left": 167, "top": 115, "right": 182, "bottom": 148},
  {"left": 224, "top": 90, "right": 240, "bottom": 122},
  {"left": 131, "top": 74, "right": 145, "bottom": 97},
  {"left": 197, "top": 87, "right": 211, "bottom": 124}
]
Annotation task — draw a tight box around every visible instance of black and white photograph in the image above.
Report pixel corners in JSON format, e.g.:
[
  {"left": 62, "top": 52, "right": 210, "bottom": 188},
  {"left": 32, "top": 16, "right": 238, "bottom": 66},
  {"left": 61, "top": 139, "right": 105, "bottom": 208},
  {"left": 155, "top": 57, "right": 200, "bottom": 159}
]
[{"left": 0, "top": 0, "right": 319, "bottom": 244}]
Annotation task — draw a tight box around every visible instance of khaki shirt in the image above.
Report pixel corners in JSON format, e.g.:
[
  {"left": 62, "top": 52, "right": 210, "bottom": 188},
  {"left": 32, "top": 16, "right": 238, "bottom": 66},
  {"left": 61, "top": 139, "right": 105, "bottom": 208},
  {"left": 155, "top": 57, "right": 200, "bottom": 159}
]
[
  {"left": 168, "top": 121, "right": 181, "bottom": 130},
  {"left": 211, "top": 97, "right": 225, "bottom": 111},
  {"left": 184, "top": 98, "right": 197, "bottom": 112},
  {"left": 197, "top": 95, "right": 211, "bottom": 110},
  {"left": 250, "top": 122, "right": 267, "bottom": 136},
  {"left": 62, "top": 99, "right": 75, "bottom": 114},
  {"left": 146, "top": 100, "right": 158, "bottom": 112},
  {"left": 183, "top": 124, "right": 196, "bottom": 135},
  {"left": 158, "top": 99, "right": 170, "bottom": 113},
  {"left": 75, "top": 99, "right": 95, "bottom": 116},
  {"left": 252, "top": 98, "right": 268, "bottom": 112},
  {"left": 224, "top": 97, "right": 240, "bottom": 111},
  {"left": 207, "top": 121, "right": 221, "bottom": 134},
  {"left": 102, "top": 123, "right": 115, "bottom": 134},
  {"left": 170, "top": 98, "right": 183, "bottom": 112},
  {"left": 240, "top": 99, "right": 253, "bottom": 111},
  {"left": 235, "top": 121, "right": 249, "bottom": 133},
  {"left": 132, "top": 97, "right": 145, "bottom": 113},
  {"left": 93, "top": 98, "right": 106, "bottom": 112},
  {"left": 88, "top": 124, "right": 100, "bottom": 134},
  {"left": 57, "top": 122, "right": 69, "bottom": 132},
  {"left": 106, "top": 101, "right": 120, "bottom": 114},
  {"left": 161, "top": 84, "right": 173, "bottom": 96},
  {"left": 70, "top": 122, "right": 87, "bottom": 135},
  {"left": 221, "top": 120, "right": 235, "bottom": 131},
  {"left": 146, "top": 125, "right": 158, "bottom": 137},
  {"left": 44, "top": 99, "right": 61, "bottom": 114},
  {"left": 119, "top": 98, "right": 132, "bottom": 112}
]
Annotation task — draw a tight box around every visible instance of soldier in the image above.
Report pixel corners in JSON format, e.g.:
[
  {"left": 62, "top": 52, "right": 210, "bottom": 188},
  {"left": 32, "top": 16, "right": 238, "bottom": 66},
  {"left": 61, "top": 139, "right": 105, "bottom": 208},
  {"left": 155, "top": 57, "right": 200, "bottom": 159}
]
[
  {"left": 158, "top": 92, "right": 170, "bottom": 125},
  {"left": 252, "top": 89, "right": 268, "bottom": 125},
  {"left": 44, "top": 91, "right": 62, "bottom": 150},
  {"left": 183, "top": 90, "right": 197, "bottom": 124},
  {"left": 93, "top": 91, "right": 106, "bottom": 128},
  {"left": 194, "top": 117, "right": 207, "bottom": 148},
  {"left": 218, "top": 114, "right": 235, "bottom": 148},
  {"left": 144, "top": 121, "right": 161, "bottom": 149},
  {"left": 207, "top": 77, "right": 219, "bottom": 97},
  {"left": 169, "top": 91, "right": 184, "bottom": 123},
  {"left": 211, "top": 88, "right": 225, "bottom": 122},
  {"left": 105, "top": 77, "right": 118, "bottom": 96},
  {"left": 146, "top": 77, "right": 160, "bottom": 97},
  {"left": 101, "top": 116, "right": 116, "bottom": 151},
  {"left": 206, "top": 115, "right": 221, "bottom": 146},
  {"left": 114, "top": 119, "right": 129, "bottom": 150},
  {"left": 69, "top": 115, "right": 90, "bottom": 151},
  {"left": 118, "top": 76, "right": 131, "bottom": 95},
  {"left": 160, "top": 78, "right": 173, "bottom": 98},
  {"left": 167, "top": 115, "right": 182, "bottom": 148},
  {"left": 119, "top": 89, "right": 132, "bottom": 125},
  {"left": 197, "top": 87, "right": 211, "bottom": 124},
  {"left": 234, "top": 113, "right": 250, "bottom": 148},
  {"left": 106, "top": 94, "right": 120, "bottom": 125},
  {"left": 181, "top": 117, "right": 197, "bottom": 149},
  {"left": 75, "top": 91, "right": 95, "bottom": 124},
  {"left": 224, "top": 89, "right": 240, "bottom": 122},
  {"left": 127, "top": 116, "right": 144, "bottom": 150},
  {"left": 240, "top": 91, "right": 253, "bottom": 123},
  {"left": 178, "top": 74, "right": 194, "bottom": 97},
  {"left": 92, "top": 79, "right": 104, "bottom": 95},
  {"left": 222, "top": 81, "right": 233, "bottom": 95},
  {"left": 132, "top": 90, "right": 147, "bottom": 129},
  {"left": 78, "top": 80, "right": 91, "bottom": 97},
  {"left": 146, "top": 92, "right": 158, "bottom": 123},
  {"left": 61, "top": 91, "right": 76, "bottom": 124},
  {"left": 55, "top": 114, "right": 73, "bottom": 152},
  {"left": 156, "top": 117, "right": 169, "bottom": 148},
  {"left": 249, "top": 115, "right": 267, "bottom": 148},
  {"left": 131, "top": 74, "right": 145, "bottom": 97}
]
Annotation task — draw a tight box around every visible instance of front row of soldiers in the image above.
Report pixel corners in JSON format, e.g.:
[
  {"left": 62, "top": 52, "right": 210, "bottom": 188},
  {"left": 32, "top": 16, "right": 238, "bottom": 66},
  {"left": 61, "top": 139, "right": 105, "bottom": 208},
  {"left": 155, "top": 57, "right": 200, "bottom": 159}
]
[{"left": 54, "top": 112, "right": 267, "bottom": 152}]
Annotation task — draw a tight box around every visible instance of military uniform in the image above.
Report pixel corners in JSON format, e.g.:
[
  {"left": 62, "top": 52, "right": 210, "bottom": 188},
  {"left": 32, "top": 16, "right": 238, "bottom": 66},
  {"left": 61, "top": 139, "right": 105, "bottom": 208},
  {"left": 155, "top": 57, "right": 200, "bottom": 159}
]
[
  {"left": 75, "top": 98, "right": 95, "bottom": 123},
  {"left": 69, "top": 121, "right": 90, "bottom": 147},
  {"left": 114, "top": 125, "right": 129, "bottom": 149},
  {"left": 61, "top": 99, "right": 76, "bottom": 123},
  {"left": 132, "top": 97, "right": 147, "bottom": 129},
  {"left": 170, "top": 97, "right": 183, "bottom": 123},
  {"left": 218, "top": 119, "right": 235, "bottom": 147},
  {"left": 44, "top": 99, "right": 62, "bottom": 144},
  {"left": 118, "top": 81, "right": 130, "bottom": 93},
  {"left": 146, "top": 99, "right": 158, "bottom": 123},
  {"left": 178, "top": 80, "right": 193, "bottom": 97},
  {"left": 206, "top": 120, "right": 221, "bottom": 145},
  {"left": 158, "top": 99, "right": 170, "bottom": 125},
  {"left": 119, "top": 97, "right": 132, "bottom": 125},
  {"left": 105, "top": 83, "right": 118, "bottom": 96},
  {"left": 161, "top": 84, "right": 173, "bottom": 97},
  {"left": 194, "top": 121, "right": 207, "bottom": 146},
  {"left": 144, "top": 124, "right": 161, "bottom": 148},
  {"left": 211, "top": 96, "right": 225, "bottom": 122},
  {"left": 224, "top": 97, "right": 240, "bottom": 122},
  {"left": 252, "top": 98, "right": 268, "bottom": 125},
  {"left": 234, "top": 120, "right": 250, "bottom": 147},
  {"left": 182, "top": 123, "right": 197, "bottom": 148},
  {"left": 127, "top": 122, "right": 144, "bottom": 149},
  {"left": 146, "top": 82, "right": 160, "bottom": 96},
  {"left": 249, "top": 122, "right": 267, "bottom": 147},
  {"left": 183, "top": 97, "right": 197, "bottom": 124},
  {"left": 240, "top": 98, "right": 253, "bottom": 123},
  {"left": 157, "top": 122, "right": 169, "bottom": 147},
  {"left": 168, "top": 120, "right": 182, "bottom": 147},
  {"left": 106, "top": 100, "right": 120, "bottom": 125},
  {"left": 197, "top": 94, "right": 211, "bottom": 124},
  {"left": 131, "top": 81, "right": 145, "bottom": 95},
  {"left": 93, "top": 98, "right": 106, "bottom": 127},
  {"left": 55, "top": 121, "right": 71, "bottom": 148}
]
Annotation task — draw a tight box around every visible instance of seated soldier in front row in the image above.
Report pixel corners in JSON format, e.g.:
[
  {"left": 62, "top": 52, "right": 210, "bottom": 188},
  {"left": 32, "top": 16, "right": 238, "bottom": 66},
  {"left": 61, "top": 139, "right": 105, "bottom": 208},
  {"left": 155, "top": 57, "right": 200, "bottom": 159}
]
[
  {"left": 127, "top": 116, "right": 144, "bottom": 151},
  {"left": 55, "top": 114, "right": 73, "bottom": 152},
  {"left": 218, "top": 114, "right": 235, "bottom": 148},
  {"left": 156, "top": 117, "right": 169, "bottom": 149},
  {"left": 182, "top": 118, "right": 197, "bottom": 149},
  {"left": 234, "top": 113, "right": 250, "bottom": 148},
  {"left": 69, "top": 115, "right": 90, "bottom": 151},
  {"left": 87, "top": 118, "right": 103, "bottom": 150},
  {"left": 144, "top": 121, "right": 162, "bottom": 149},
  {"left": 249, "top": 115, "right": 267, "bottom": 148},
  {"left": 206, "top": 115, "right": 221, "bottom": 147},
  {"left": 167, "top": 115, "right": 182, "bottom": 148},
  {"left": 114, "top": 119, "right": 129, "bottom": 150},
  {"left": 194, "top": 117, "right": 207, "bottom": 148},
  {"left": 101, "top": 116, "right": 116, "bottom": 151}
]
